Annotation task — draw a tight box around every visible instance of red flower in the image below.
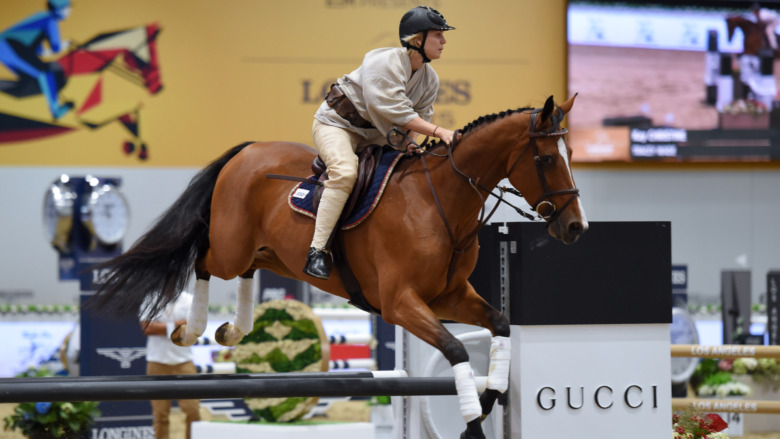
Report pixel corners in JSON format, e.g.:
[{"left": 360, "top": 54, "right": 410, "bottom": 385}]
[{"left": 706, "top": 413, "right": 729, "bottom": 432}]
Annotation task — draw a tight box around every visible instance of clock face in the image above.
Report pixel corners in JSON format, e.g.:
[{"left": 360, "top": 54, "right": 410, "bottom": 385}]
[
  {"left": 670, "top": 307, "right": 700, "bottom": 384},
  {"left": 87, "top": 184, "right": 129, "bottom": 245},
  {"left": 43, "top": 190, "right": 60, "bottom": 241},
  {"left": 42, "top": 179, "right": 75, "bottom": 252}
]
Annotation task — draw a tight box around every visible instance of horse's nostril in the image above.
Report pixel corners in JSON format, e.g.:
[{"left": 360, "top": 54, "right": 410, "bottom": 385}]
[{"left": 569, "top": 222, "right": 583, "bottom": 235}]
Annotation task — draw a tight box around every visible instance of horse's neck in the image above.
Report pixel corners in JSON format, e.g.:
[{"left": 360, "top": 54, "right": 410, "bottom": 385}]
[
  {"left": 451, "top": 116, "right": 522, "bottom": 190},
  {"left": 428, "top": 115, "right": 524, "bottom": 216}
]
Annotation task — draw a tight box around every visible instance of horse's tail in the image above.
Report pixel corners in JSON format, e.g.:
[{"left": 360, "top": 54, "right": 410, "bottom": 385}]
[{"left": 88, "top": 141, "right": 254, "bottom": 320}]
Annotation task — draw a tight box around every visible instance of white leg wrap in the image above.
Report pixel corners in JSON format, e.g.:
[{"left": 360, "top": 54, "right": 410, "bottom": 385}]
[
  {"left": 187, "top": 279, "right": 209, "bottom": 336},
  {"left": 487, "top": 336, "right": 511, "bottom": 393},
  {"left": 452, "top": 362, "right": 481, "bottom": 423},
  {"left": 234, "top": 277, "right": 255, "bottom": 335}
]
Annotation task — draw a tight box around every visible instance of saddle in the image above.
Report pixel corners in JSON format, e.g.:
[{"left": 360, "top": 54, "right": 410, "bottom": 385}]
[{"left": 309, "top": 144, "right": 387, "bottom": 220}]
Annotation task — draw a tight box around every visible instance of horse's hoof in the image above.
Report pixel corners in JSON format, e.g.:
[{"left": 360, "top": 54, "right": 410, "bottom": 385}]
[
  {"left": 479, "top": 389, "right": 500, "bottom": 417},
  {"left": 459, "top": 419, "right": 486, "bottom": 439},
  {"left": 170, "top": 323, "right": 196, "bottom": 347},
  {"left": 214, "top": 322, "right": 245, "bottom": 346}
]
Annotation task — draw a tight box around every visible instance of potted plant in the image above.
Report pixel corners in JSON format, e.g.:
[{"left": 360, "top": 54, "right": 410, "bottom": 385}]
[
  {"left": 2, "top": 368, "right": 100, "bottom": 439},
  {"left": 673, "top": 410, "right": 730, "bottom": 439}
]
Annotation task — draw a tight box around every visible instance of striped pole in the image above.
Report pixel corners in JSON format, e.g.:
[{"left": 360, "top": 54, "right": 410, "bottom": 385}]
[
  {"left": 671, "top": 345, "right": 780, "bottom": 359},
  {"left": 673, "top": 398, "right": 780, "bottom": 415}
]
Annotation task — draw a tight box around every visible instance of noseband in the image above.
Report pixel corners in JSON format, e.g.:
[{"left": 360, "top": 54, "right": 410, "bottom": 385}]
[{"left": 507, "top": 107, "right": 580, "bottom": 224}]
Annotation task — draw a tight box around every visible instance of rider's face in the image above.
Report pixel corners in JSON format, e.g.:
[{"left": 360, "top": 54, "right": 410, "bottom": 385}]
[
  {"left": 424, "top": 30, "right": 447, "bottom": 61},
  {"left": 55, "top": 7, "right": 71, "bottom": 20}
]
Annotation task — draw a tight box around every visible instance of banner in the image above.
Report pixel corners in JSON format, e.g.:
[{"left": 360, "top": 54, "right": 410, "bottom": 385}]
[{"left": 0, "top": 0, "right": 567, "bottom": 167}]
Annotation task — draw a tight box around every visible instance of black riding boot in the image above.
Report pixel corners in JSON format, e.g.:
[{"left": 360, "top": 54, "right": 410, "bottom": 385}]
[{"left": 303, "top": 248, "right": 333, "bottom": 280}]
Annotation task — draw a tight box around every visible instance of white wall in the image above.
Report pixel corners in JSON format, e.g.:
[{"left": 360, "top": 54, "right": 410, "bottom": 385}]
[
  {"left": 1, "top": 166, "right": 778, "bottom": 306},
  {"left": 0, "top": 166, "right": 235, "bottom": 306}
]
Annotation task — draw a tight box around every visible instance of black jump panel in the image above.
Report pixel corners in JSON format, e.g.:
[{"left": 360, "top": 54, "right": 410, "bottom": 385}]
[{"left": 471, "top": 221, "right": 672, "bottom": 326}]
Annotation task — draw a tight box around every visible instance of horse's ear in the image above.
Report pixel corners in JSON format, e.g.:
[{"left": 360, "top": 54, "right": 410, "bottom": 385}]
[
  {"left": 540, "top": 95, "right": 555, "bottom": 122},
  {"left": 559, "top": 93, "right": 578, "bottom": 114}
]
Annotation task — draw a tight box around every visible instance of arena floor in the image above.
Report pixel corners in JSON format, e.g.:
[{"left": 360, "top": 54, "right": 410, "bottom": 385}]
[
  {"left": 568, "top": 44, "right": 780, "bottom": 131},
  {"left": 1, "top": 402, "right": 778, "bottom": 438}
]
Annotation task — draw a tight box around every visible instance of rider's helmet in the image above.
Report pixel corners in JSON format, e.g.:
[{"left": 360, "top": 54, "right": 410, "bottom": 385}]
[{"left": 399, "top": 6, "right": 455, "bottom": 63}]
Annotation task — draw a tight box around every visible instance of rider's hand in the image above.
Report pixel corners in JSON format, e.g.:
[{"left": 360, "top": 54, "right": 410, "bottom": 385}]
[
  {"left": 438, "top": 128, "right": 460, "bottom": 146},
  {"left": 405, "top": 143, "right": 422, "bottom": 156}
]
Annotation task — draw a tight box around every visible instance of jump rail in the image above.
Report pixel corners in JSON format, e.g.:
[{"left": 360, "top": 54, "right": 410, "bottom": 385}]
[
  {"left": 0, "top": 371, "right": 488, "bottom": 403},
  {"left": 195, "top": 358, "right": 377, "bottom": 374},
  {"left": 671, "top": 345, "right": 780, "bottom": 359},
  {"left": 673, "top": 398, "right": 780, "bottom": 415},
  {"left": 194, "top": 333, "right": 374, "bottom": 346}
]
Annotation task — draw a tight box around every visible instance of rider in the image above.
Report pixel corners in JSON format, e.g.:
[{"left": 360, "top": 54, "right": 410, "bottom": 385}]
[
  {"left": 0, "top": 0, "right": 73, "bottom": 119},
  {"left": 752, "top": 2, "right": 780, "bottom": 51},
  {"left": 304, "top": 6, "right": 458, "bottom": 280}
]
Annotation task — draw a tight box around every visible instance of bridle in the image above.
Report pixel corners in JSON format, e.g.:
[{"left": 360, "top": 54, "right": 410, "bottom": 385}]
[
  {"left": 398, "top": 105, "right": 580, "bottom": 284},
  {"left": 507, "top": 107, "right": 580, "bottom": 224}
]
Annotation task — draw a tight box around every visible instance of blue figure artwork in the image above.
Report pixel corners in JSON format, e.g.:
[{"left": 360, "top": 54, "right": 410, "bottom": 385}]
[{"left": 0, "top": 0, "right": 73, "bottom": 119}]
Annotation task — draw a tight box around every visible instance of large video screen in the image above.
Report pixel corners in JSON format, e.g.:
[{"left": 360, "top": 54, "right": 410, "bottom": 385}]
[{"left": 568, "top": 0, "right": 780, "bottom": 162}]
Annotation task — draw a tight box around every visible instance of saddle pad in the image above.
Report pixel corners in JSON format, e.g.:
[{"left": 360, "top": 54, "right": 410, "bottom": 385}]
[{"left": 288, "top": 150, "right": 404, "bottom": 230}]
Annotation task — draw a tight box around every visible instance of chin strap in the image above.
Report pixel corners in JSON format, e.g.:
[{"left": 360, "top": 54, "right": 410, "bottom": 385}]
[{"left": 403, "top": 31, "right": 431, "bottom": 63}]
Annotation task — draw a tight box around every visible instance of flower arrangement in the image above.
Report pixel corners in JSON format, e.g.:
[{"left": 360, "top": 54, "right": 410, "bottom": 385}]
[
  {"left": 722, "top": 98, "right": 769, "bottom": 116},
  {"left": 730, "top": 357, "right": 780, "bottom": 391},
  {"left": 2, "top": 368, "right": 100, "bottom": 439},
  {"left": 673, "top": 410, "right": 730, "bottom": 439},
  {"left": 691, "top": 359, "right": 751, "bottom": 397}
]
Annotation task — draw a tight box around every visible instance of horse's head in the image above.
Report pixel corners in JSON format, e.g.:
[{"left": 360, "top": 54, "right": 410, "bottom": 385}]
[
  {"left": 507, "top": 94, "right": 588, "bottom": 244},
  {"left": 124, "top": 24, "right": 163, "bottom": 95},
  {"left": 58, "top": 23, "right": 163, "bottom": 95}
]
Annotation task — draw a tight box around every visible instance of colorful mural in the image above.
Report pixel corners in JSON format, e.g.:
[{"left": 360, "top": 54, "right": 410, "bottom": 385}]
[{"left": 0, "top": 0, "right": 566, "bottom": 167}]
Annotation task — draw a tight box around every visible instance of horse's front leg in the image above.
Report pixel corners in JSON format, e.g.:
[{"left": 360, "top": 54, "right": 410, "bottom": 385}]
[
  {"left": 431, "top": 282, "right": 511, "bottom": 421},
  {"left": 214, "top": 270, "right": 256, "bottom": 346},
  {"left": 382, "top": 289, "right": 485, "bottom": 439}
]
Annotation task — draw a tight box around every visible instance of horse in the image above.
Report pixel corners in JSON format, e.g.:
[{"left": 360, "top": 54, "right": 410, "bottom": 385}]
[
  {"left": 726, "top": 15, "right": 778, "bottom": 57},
  {"left": 0, "top": 23, "right": 162, "bottom": 159},
  {"left": 90, "top": 94, "right": 587, "bottom": 439}
]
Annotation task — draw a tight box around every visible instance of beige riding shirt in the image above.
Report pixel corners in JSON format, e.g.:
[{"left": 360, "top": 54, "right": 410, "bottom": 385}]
[{"left": 314, "top": 47, "right": 438, "bottom": 142}]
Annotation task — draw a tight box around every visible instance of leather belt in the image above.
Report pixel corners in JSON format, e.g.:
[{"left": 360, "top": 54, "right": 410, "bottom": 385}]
[{"left": 325, "top": 84, "right": 374, "bottom": 129}]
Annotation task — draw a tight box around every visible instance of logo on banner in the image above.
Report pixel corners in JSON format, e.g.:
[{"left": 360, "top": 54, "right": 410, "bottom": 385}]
[
  {"left": 96, "top": 348, "right": 146, "bottom": 368},
  {"left": 536, "top": 384, "right": 659, "bottom": 410},
  {"left": 92, "top": 426, "right": 154, "bottom": 439}
]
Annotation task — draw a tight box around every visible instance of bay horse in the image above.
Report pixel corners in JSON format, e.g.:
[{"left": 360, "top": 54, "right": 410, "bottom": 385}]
[
  {"left": 726, "top": 15, "right": 779, "bottom": 57},
  {"left": 91, "top": 94, "right": 587, "bottom": 438}
]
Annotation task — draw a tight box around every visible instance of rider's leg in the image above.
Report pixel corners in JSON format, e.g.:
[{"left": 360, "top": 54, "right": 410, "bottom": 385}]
[
  {"left": 37, "top": 71, "right": 70, "bottom": 119},
  {"left": 304, "top": 120, "right": 361, "bottom": 279}
]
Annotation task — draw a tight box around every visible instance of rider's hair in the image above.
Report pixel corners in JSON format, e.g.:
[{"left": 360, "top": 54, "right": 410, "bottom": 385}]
[{"left": 402, "top": 32, "right": 425, "bottom": 58}]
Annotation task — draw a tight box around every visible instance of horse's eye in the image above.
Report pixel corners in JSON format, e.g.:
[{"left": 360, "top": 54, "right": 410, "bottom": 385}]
[{"left": 541, "top": 155, "right": 554, "bottom": 165}]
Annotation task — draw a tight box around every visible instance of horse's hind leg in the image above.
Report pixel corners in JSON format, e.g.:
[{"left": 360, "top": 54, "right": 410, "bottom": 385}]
[
  {"left": 214, "top": 269, "right": 256, "bottom": 346},
  {"left": 171, "top": 270, "right": 211, "bottom": 347},
  {"left": 382, "top": 289, "right": 485, "bottom": 439},
  {"left": 431, "top": 283, "right": 511, "bottom": 421}
]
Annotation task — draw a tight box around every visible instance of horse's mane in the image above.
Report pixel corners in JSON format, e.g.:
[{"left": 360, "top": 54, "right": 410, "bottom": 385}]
[{"left": 459, "top": 107, "right": 534, "bottom": 135}]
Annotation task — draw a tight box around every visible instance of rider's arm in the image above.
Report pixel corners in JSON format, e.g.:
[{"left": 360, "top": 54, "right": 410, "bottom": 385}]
[{"left": 403, "top": 117, "right": 457, "bottom": 145}]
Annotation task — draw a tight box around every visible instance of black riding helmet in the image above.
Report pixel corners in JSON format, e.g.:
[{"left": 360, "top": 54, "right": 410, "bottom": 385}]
[{"left": 399, "top": 6, "right": 455, "bottom": 63}]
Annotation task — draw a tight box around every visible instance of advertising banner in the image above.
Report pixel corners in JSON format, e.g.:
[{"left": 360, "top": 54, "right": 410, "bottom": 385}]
[{"left": 0, "top": 0, "right": 567, "bottom": 167}]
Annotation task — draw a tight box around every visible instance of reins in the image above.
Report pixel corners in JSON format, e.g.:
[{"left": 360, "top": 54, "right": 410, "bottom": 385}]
[{"left": 406, "top": 106, "right": 579, "bottom": 284}]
